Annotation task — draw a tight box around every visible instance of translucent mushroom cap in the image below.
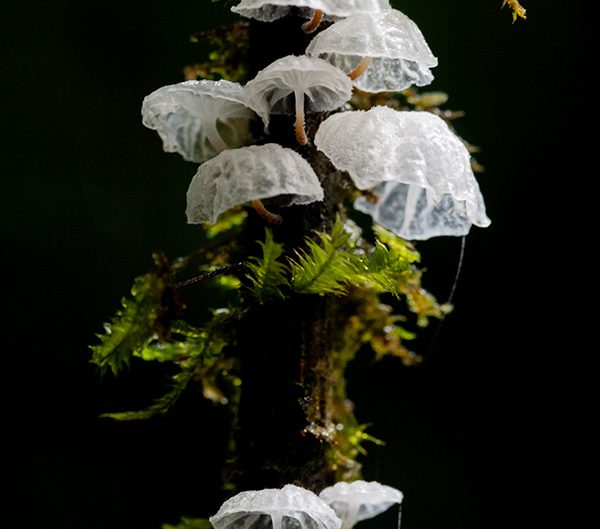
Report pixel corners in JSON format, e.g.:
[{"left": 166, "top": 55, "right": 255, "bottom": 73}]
[
  {"left": 245, "top": 55, "right": 353, "bottom": 122},
  {"left": 186, "top": 144, "right": 324, "bottom": 224},
  {"left": 231, "top": 0, "right": 391, "bottom": 22},
  {"left": 319, "top": 481, "right": 403, "bottom": 529},
  {"left": 314, "top": 106, "right": 491, "bottom": 239},
  {"left": 306, "top": 10, "right": 438, "bottom": 92},
  {"left": 210, "top": 484, "right": 342, "bottom": 529},
  {"left": 142, "top": 80, "right": 264, "bottom": 163}
]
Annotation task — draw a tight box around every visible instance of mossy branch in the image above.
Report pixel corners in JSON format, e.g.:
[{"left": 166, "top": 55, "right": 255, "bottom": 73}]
[{"left": 245, "top": 229, "right": 290, "bottom": 302}]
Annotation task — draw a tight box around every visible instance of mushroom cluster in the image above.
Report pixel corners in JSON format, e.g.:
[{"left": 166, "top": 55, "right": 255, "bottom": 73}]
[
  {"left": 140, "top": 0, "right": 490, "bottom": 236},
  {"left": 209, "top": 481, "right": 403, "bottom": 529}
]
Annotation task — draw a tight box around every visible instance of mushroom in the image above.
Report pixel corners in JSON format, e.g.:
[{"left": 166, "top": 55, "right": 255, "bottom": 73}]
[
  {"left": 231, "top": 1, "right": 391, "bottom": 33},
  {"left": 186, "top": 143, "right": 324, "bottom": 225},
  {"left": 314, "top": 106, "right": 491, "bottom": 239},
  {"left": 319, "top": 481, "right": 403, "bottom": 529},
  {"left": 210, "top": 484, "right": 342, "bottom": 529},
  {"left": 142, "top": 80, "right": 266, "bottom": 163},
  {"left": 245, "top": 55, "right": 353, "bottom": 145},
  {"left": 305, "top": 9, "right": 437, "bottom": 92}
]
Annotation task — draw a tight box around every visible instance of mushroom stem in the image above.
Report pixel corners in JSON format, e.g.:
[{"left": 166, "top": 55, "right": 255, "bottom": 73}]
[
  {"left": 294, "top": 89, "right": 308, "bottom": 145},
  {"left": 347, "top": 57, "right": 373, "bottom": 81},
  {"left": 271, "top": 513, "right": 283, "bottom": 529},
  {"left": 205, "top": 124, "right": 229, "bottom": 154},
  {"left": 401, "top": 184, "right": 422, "bottom": 231},
  {"left": 251, "top": 199, "right": 283, "bottom": 225},
  {"left": 301, "top": 9, "right": 324, "bottom": 34},
  {"left": 344, "top": 504, "right": 360, "bottom": 529}
]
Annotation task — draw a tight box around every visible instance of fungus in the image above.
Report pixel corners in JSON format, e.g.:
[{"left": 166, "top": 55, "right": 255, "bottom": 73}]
[
  {"left": 231, "top": 1, "right": 391, "bottom": 28},
  {"left": 245, "top": 55, "right": 353, "bottom": 145},
  {"left": 319, "top": 481, "right": 403, "bottom": 529},
  {"left": 301, "top": 9, "right": 324, "bottom": 34},
  {"left": 314, "top": 106, "right": 491, "bottom": 239},
  {"left": 186, "top": 143, "right": 324, "bottom": 225},
  {"left": 142, "top": 80, "right": 266, "bottom": 163},
  {"left": 210, "top": 484, "right": 342, "bottom": 529},
  {"left": 306, "top": 10, "right": 437, "bottom": 92}
]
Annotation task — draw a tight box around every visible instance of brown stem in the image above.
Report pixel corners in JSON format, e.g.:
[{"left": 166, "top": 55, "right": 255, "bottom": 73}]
[
  {"left": 295, "top": 112, "right": 308, "bottom": 145},
  {"left": 347, "top": 57, "right": 373, "bottom": 81},
  {"left": 301, "top": 9, "right": 324, "bottom": 34},
  {"left": 294, "top": 89, "right": 308, "bottom": 145},
  {"left": 251, "top": 199, "right": 283, "bottom": 224}
]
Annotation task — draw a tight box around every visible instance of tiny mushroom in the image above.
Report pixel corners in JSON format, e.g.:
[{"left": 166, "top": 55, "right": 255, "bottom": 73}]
[
  {"left": 142, "top": 80, "right": 266, "bottom": 163},
  {"left": 314, "top": 106, "right": 491, "bottom": 240},
  {"left": 319, "top": 480, "right": 403, "bottom": 529},
  {"left": 186, "top": 143, "right": 324, "bottom": 225},
  {"left": 210, "top": 484, "right": 342, "bottom": 529},
  {"left": 231, "top": 1, "right": 391, "bottom": 33},
  {"left": 245, "top": 55, "right": 353, "bottom": 145},
  {"left": 305, "top": 9, "right": 437, "bottom": 92}
]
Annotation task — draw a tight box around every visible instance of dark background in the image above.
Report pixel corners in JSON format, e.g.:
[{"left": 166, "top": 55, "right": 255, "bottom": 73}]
[{"left": 3, "top": 1, "right": 593, "bottom": 528}]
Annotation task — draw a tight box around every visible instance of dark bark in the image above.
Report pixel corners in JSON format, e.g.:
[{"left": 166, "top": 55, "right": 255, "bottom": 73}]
[{"left": 235, "top": 294, "right": 340, "bottom": 492}]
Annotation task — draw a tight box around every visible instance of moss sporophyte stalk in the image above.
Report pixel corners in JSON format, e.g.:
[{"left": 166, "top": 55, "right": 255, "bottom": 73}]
[{"left": 88, "top": 1, "right": 521, "bottom": 527}]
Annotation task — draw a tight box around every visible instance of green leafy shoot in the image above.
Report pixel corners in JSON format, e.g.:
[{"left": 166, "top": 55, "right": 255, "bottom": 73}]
[
  {"left": 502, "top": 0, "right": 526, "bottom": 22},
  {"left": 334, "top": 289, "right": 421, "bottom": 367},
  {"left": 101, "top": 310, "right": 236, "bottom": 420},
  {"left": 101, "top": 368, "right": 195, "bottom": 421},
  {"left": 90, "top": 272, "right": 167, "bottom": 375},
  {"left": 245, "top": 229, "right": 290, "bottom": 303},
  {"left": 328, "top": 404, "right": 385, "bottom": 481},
  {"left": 372, "top": 225, "right": 420, "bottom": 263},
  {"left": 162, "top": 518, "right": 212, "bottom": 529},
  {"left": 361, "top": 227, "right": 449, "bottom": 324},
  {"left": 400, "top": 272, "right": 452, "bottom": 327},
  {"left": 133, "top": 337, "right": 203, "bottom": 363},
  {"left": 204, "top": 209, "right": 247, "bottom": 240},
  {"left": 350, "top": 240, "right": 414, "bottom": 298},
  {"left": 237, "top": 217, "right": 446, "bottom": 333},
  {"left": 289, "top": 218, "right": 422, "bottom": 298},
  {"left": 290, "top": 218, "right": 353, "bottom": 295}
]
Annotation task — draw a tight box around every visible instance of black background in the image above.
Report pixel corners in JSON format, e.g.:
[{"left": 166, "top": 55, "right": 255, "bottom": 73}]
[{"left": 2, "top": 1, "right": 593, "bottom": 528}]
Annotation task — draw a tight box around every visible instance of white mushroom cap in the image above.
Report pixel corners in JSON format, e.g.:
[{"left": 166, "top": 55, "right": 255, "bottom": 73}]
[
  {"left": 186, "top": 144, "right": 324, "bottom": 224},
  {"left": 319, "top": 481, "right": 403, "bottom": 529},
  {"left": 231, "top": 1, "right": 391, "bottom": 22},
  {"left": 306, "top": 10, "right": 437, "bottom": 93},
  {"left": 245, "top": 55, "right": 353, "bottom": 122},
  {"left": 314, "top": 106, "right": 491, "bottom": 239},
  {"left": 142, "top": 80, "right": 265, "bottom": 163},
  {"left": 210, "top": 484, "right": 342, "bottom": 529}
]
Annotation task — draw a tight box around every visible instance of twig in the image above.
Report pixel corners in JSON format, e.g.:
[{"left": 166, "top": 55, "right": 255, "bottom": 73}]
[{"left": 174, "top": 263, "right": 246, "bottom": 290}]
